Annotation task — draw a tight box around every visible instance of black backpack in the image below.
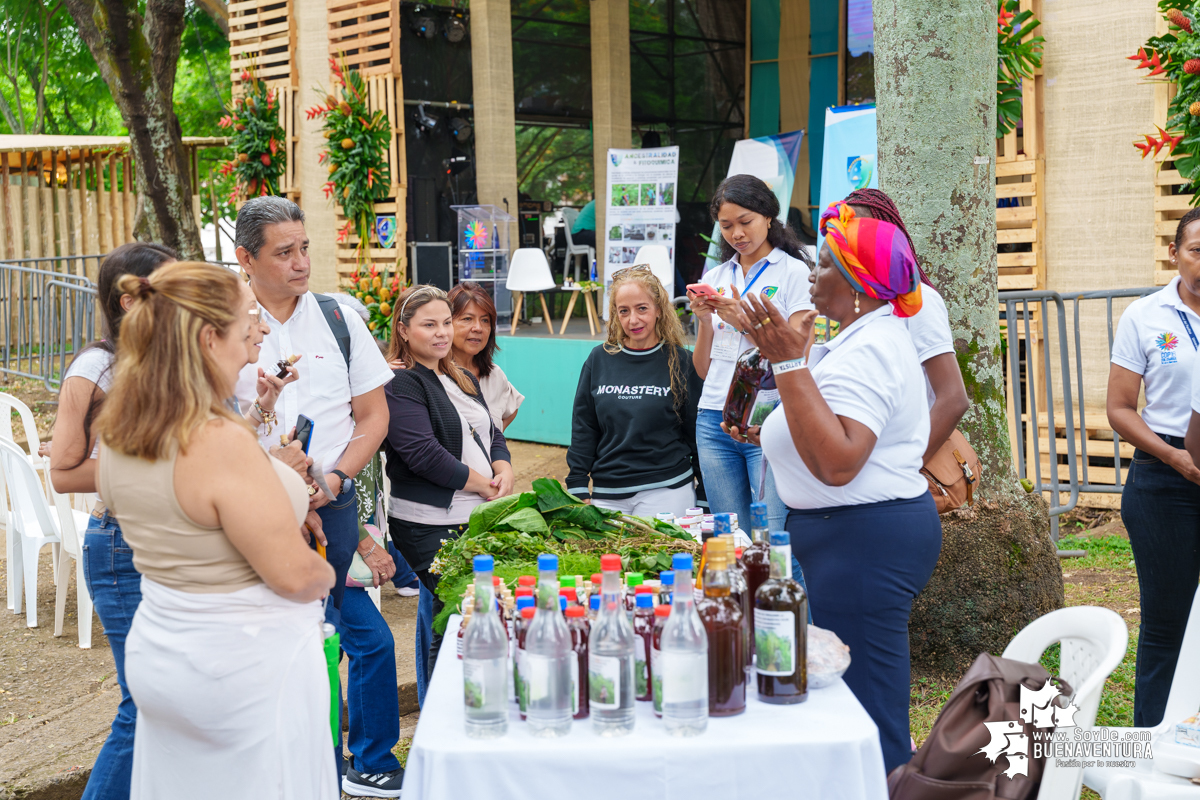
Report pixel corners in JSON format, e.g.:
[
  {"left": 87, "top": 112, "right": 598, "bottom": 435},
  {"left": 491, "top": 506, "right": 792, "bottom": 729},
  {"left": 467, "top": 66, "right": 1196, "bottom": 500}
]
[{"left": 313, "top": 293, "right": 352, "bottom": 369}]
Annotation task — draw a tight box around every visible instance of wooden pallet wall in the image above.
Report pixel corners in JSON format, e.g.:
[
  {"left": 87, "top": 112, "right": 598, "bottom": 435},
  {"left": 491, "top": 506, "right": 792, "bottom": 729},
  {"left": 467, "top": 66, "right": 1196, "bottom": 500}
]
[{"left": 327, "top": 0, "right": 408, "bottom": 282}]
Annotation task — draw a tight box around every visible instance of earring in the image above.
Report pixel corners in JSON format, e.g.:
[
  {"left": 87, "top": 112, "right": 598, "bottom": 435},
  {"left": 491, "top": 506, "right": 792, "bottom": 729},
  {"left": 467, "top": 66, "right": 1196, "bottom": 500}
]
[{"left": 854, "top": 291, "right": 860, "bottom": 313}]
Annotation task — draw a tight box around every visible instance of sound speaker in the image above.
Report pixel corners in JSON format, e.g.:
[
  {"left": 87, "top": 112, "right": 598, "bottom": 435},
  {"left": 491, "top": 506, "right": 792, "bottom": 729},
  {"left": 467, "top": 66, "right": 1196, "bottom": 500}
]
[{"left": 409, "top": 242, "right": 454, "bottom": 292}]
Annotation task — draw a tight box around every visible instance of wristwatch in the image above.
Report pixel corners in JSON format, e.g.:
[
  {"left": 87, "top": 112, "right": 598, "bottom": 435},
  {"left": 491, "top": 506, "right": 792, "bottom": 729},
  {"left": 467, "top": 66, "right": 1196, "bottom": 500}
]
[{"left": 331, "top": 469, "right": 353, "bottom": 494}]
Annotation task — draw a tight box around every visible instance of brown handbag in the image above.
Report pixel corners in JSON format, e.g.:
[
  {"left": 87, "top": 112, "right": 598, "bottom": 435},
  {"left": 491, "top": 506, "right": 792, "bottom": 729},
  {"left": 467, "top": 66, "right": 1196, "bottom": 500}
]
[
  {"left": 888, "top": 653, "right": 1074, "bottom": 800},
  {"left": 921, "top": 429, "right": 981, "bottom": 514}
]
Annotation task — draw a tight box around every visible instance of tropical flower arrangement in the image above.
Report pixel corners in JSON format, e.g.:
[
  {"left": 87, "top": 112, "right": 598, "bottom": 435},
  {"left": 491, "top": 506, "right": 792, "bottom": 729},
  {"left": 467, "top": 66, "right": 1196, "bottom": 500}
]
[
  {"left": 348, "top": 264, "right": 405, "bottom": 341},
  {"left": 306, "top": 58, "right": 393, "bottom": 266},
  {"left": 1131, "top": 1, "right": 1200, "bottom": 201},
  {"left": 997, "top": 0, "right": 1045, "bottom": 139},
  {"left": 217, "top": 67, "right": 287, "bottom": 203}
]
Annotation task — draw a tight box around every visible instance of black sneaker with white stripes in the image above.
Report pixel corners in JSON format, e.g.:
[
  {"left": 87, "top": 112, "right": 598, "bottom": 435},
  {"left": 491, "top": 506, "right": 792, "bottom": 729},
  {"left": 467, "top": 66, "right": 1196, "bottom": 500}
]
[{"left": 342, "top": 765, "right": 404, "bottom": 798}]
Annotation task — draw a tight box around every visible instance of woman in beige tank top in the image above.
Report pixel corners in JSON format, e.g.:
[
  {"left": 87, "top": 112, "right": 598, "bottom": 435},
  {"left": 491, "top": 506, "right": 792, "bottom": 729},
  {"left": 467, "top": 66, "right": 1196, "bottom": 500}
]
[{"left": 95, "top": 262, "right": 337, "bottom": 800}]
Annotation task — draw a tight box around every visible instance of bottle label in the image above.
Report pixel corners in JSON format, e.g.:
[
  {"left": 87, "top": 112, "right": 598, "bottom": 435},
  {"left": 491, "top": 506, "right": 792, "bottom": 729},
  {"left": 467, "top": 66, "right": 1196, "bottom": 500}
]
[
  {"left": 634, "top": 637, "right": 648, "bottom": 697},
  {"left": 770, "top": 544, "right": 793, "bottom": 580},
  {"left": 754, "top": 609, "right": 797, "bottom": 676},
  {"left": 457, "top": 633, "right": 464, "bottom": 659},
  {"left": 749, "top": 388, "right": 781, "bottom": 427},
  {"left": 524, "top": 653, "right": 552, "bottom": 703},
  {"left": 569, "top": 651, "right": 579, "bottom": 715},
  {"left": 651, "top": 645, "right": 663, "bottom": 713},
  {"left": 661, "top": 651, "right": 707, "bottom": 704},
  {"left": 588, "top": 654, "right": 622, "bottom": 710},
  {"left": 515, "top": 650, "right": 527, "bottom": 712},
  {"left": 463, "top": 659, "right": 489, "bottom": 708}
]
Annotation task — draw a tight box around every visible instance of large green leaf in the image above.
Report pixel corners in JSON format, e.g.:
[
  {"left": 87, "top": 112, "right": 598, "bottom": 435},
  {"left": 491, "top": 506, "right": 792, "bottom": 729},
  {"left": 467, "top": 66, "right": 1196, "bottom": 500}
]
[
  {"left": 468, "top": 491, "right": 537, "bottom": 535},
  {"left": 496, "top": 506, "right": 550, "bottom": 535},
  {"left": 532, "top": 477, "right": 584, "bottom": 513}
]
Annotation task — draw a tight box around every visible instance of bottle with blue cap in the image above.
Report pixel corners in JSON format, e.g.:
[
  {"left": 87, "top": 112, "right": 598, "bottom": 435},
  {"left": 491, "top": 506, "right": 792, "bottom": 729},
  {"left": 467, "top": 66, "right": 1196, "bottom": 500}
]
[
  {"left": 524, "top": 553, "right": 573, "bottom": 736},
  {"left": 513, "top": 596, "right": 536, "bottom": 703},
  {"left": 588, "top": 593, "right": 601, "bottom": 621},
  {"left": 659, "top": 570, "right": 675, "bottom": 605},
  {"left": 754, "top": 531, "right": 808, "bottom": 704},
  {"left": 659, "top": 552, "right": 708, "bottom": 735},
  {"left": 462, "top": 554, "right": 509, "bottom": 738},
  {"left": 742, "top": 501, "right": 772, "bottom": 650}
]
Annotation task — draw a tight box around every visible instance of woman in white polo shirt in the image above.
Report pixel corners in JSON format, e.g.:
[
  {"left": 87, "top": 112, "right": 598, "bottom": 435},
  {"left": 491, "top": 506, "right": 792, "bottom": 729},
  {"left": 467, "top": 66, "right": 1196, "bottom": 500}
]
[
  {"left": 1110, "top": 206, "right": 1200, "bottom": 729},
  {"left": 688, "top": 174, "right": 813, "bottom": 531},
  {"left": 735, "top": 202, "right": 941, "bottom": 773}
]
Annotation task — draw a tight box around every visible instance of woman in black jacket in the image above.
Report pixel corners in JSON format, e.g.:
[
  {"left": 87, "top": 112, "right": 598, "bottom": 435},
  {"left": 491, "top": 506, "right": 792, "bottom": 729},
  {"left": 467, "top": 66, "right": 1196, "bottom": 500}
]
[{"left": 384, "top": 285, "right": 514, "bottom": 699}]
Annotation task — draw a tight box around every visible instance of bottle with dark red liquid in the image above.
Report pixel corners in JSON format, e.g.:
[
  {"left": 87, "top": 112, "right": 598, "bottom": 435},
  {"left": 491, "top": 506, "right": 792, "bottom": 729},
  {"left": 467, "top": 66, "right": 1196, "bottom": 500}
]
[
  {"left": 632, "top": 594, "right": 655, "bottom": 701},
  {"left": 565, "top": 605, "right": 590, "bottom": 719},
  {"left": 755, "top": 531, "right": 808, "bottom": 704},
  {"left": 722, "top": 347, "right": 776, "bottom": 431},
  {"left": 516, "top": 606, "right": 536, "bottom": 719},
  {"left": 741, "top": 501, "right": 771, "bottom": 658},
  {"left": 697, "top": 539, "right": 746, "bottom": 716}
]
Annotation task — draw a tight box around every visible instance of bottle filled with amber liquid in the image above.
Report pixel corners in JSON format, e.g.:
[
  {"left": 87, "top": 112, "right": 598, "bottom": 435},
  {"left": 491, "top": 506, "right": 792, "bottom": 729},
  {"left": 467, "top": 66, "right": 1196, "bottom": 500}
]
[
  {"left": 697, "top": 539, "right": 746, "bottom": 716},
  {"left": 722, "top": 347, "right": 779, "bottom": 432},
  {"left": 754, "top": 531, "right": 808, "bottom": 704}
]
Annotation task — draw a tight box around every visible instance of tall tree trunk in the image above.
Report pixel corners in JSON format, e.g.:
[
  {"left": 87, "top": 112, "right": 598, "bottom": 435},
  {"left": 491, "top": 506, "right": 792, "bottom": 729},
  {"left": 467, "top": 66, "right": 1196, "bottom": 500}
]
[
  {"left": 64, "top": 0, "right": 203, "bottom": 259},
  {"left": 873, "top": 0, "right": 1063, "bottom": 677}
]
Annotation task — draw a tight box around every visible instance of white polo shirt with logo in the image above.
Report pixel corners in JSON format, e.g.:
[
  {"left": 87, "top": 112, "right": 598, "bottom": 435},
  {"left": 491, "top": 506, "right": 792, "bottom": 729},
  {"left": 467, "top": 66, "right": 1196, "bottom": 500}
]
[
  {"left": 234, "top": 291, "right": 395, "bottom": 472},
  {"left": 697, "top": 247, "right": 814, "bottom": 410},
  {"left": 1110, "top": 276, "right": 1200, "bottom": 438}
]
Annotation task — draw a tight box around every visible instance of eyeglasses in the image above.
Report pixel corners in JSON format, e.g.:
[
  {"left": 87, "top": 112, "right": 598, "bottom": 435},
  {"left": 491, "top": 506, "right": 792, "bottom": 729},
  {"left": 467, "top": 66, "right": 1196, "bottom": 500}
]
[{"left": 612, "top": 263, "right": 653, "bottom": 278}]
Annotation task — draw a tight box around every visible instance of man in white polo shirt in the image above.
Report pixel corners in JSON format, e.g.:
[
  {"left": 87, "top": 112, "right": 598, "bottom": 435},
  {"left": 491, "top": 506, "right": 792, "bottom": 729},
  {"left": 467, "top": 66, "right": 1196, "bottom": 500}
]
[{"left": 232, "top": 196, "right": 400, "bottom": 794}]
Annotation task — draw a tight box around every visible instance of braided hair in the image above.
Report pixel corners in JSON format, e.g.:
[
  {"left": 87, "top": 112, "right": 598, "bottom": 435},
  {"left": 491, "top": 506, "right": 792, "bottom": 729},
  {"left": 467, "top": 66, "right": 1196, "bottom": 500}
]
[{"left": 845, "top": 188, "right": 936, "bottom": 289}]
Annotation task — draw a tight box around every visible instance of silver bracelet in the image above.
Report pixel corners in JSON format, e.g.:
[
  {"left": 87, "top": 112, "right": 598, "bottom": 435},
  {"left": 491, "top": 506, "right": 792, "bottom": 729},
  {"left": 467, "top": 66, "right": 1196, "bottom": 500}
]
[
  {"left": 774, "top": 357, "right": 808, "bottom": 374},
  {"left": 362, "top": 542, "right": 377, "bottom": 560}
]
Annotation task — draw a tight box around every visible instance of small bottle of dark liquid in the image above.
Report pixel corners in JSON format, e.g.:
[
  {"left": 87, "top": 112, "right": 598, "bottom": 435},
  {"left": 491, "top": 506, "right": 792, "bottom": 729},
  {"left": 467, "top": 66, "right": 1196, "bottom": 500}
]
[
  {"left": 697, "top": 539, "right": 746, "bottom": 716},
  {"left": 722, "top": 347, "right": 776, "bottom": 431},
  {"left": 633, "top": 594, "right": 656, "bottom": 701},
  {"left": 516, "top": 606, "right": 536, "bottom": 719},
  {"left": 742, "top": 501, "right": 771, "bottom": 658},
  {"left": 565, "top": 605, "right": 590, "bottom": 719},
  {"left": 755, "top": 531, "right": 808, "bottom": 704}
]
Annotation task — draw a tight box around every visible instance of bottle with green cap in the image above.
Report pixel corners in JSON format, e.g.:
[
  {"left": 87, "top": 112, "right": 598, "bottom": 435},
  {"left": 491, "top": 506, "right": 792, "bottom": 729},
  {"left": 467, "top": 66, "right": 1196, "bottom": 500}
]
[
  {"left": 754, "top": 531, "right": 808, "bottom": 704},
  {"left": 624, "top": 572, "right": 644, "bottom": 618},
  {"left": 463, "top": 554, "right": 509, "bottom": 738}
]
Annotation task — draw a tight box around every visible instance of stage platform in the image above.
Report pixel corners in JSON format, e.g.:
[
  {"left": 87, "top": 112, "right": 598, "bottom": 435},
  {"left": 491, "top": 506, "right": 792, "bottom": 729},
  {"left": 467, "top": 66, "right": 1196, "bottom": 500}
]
[{"left": 493, "top": 315, "right": 696, "bottom": 447}]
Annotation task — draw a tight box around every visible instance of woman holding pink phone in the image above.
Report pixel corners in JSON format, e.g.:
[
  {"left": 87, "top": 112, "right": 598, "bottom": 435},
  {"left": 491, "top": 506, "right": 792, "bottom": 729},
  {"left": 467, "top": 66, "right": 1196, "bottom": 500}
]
[{"left": 688, "top": 174, "right": 815, "bottom": 533}]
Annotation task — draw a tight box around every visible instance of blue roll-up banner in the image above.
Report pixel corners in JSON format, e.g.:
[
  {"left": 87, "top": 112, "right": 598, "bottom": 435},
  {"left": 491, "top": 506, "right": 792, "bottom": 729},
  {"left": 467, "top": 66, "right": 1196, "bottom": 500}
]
[
  {"left": 817, "top": 105, "right": 877, "bottom": 252},
  {"left": 705, "top": 130, "right": 805, "bottom": 266}
]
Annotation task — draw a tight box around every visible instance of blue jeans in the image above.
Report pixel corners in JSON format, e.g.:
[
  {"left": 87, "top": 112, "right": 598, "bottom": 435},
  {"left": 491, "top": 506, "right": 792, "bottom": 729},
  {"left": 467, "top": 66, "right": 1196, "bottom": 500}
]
[
  {"left": 388, "top": 542, "right": 419, "bottom": 590},
  {"left": 416, "top": 582, "right": 435, "bottom": 707},
  {"left": 696, "top": 409, "right": 787, "bottom": 531},
  {"left": 1120, "top": 438, "right": 1200, "bottom": 728},
  {"left": 788, "top": 495, "right": 942, "bottom": 773},
  {"left": 81, "top": 513, "right": 142, "bottom": 800},
  {"left": 341, "top": 588, "right": 401, "bottom": 774}
]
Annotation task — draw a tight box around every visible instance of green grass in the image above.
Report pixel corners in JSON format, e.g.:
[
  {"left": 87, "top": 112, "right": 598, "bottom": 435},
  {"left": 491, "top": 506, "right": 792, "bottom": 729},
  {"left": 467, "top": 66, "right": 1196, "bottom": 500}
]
[
  {"left": 1056, "top": 533, "right": 1136, "bottom": 572},
  {"left": 392, "top": 738, "right": 411, "bottom": 768}
]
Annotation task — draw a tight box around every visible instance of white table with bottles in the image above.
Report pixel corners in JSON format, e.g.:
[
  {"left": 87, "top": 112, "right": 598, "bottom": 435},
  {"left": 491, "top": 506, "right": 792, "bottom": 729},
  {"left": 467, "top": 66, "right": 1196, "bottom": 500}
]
[{"left": 402, "top": 611, "right": 889, "bottom": 800}]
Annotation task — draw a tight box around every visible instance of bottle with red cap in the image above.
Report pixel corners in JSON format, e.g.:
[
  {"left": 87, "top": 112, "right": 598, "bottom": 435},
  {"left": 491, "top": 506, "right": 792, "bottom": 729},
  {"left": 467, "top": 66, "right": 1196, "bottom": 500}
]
[
  {"left": 589, "top": 553, "right": 636, "bottom": 735},
  {"left": 650, "top": 603, "right": 671, "bottom": 716},
  {"left": 565, "top": 605, "right": 590, "bottom": 719}
]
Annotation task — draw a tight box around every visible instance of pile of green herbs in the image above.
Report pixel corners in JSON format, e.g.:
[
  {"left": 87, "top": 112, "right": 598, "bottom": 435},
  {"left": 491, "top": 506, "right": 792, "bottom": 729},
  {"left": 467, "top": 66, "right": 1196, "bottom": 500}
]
[{"left": 430, "top": 478, "right": 699, "bottom": 633}]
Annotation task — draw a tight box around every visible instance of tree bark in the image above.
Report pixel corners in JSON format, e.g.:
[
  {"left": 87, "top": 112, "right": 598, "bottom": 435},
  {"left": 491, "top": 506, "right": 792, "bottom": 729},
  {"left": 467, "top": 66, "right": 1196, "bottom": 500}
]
[
  {"left": 874, "top": 0, "right": 1063, "bottom": 676},
  {"left": 63, "top": 0, "right": 203, "bottom": 258}
]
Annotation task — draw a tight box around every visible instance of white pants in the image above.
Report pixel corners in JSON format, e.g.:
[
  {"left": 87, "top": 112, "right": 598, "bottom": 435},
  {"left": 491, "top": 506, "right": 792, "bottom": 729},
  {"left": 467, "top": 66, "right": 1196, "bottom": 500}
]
[
  {"left": 125, "top": 578, "right": 338, "bottom": 800},
  {"left": 592, "top": 483, "right": 696, "bottom": 518}
]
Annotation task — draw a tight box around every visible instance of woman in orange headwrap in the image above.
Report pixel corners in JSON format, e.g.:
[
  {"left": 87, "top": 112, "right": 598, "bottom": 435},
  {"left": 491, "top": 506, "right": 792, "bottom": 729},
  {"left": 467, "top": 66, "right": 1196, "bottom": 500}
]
[{"left": 726, "top": 201, "right": 943, "bottom": 774}]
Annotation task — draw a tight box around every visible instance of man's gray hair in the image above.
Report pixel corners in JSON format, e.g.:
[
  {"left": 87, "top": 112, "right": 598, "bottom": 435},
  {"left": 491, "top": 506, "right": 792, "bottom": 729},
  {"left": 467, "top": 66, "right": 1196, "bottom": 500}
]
[{"left": 235, "top": 196, "right": 306, "bottom": 259}]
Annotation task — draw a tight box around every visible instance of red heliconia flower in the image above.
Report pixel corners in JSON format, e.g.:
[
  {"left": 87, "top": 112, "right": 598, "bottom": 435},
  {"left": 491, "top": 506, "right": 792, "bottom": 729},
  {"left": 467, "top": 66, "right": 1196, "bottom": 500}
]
[
  {"left": 1129, "top": 47, "right": 1155, "bottom": 71},
  {"left": 367, "top": 168, "right": 374, "bottom": 189},
  {"left": 1147, "top": 51, "right": 1168, "bottom": 76},
  {"left": 241, "top": 70, "right": 251, "bottom": 82},
  {"left": 261, "top": 154, "right": 271, "bottom": 166},
  {"left": 1134, "top": 133, "right": 1160, "bottom": 159},
  {"left": 261, "top": 182, "right": 269, "bottom": 196},
  {"left": 1158, "top": 125, "right": 1184, "bottom": 154},
  {"left": 997, "top": 6, "right": 1015, "bottom": 33},
  {"left": 219, "top": 161, "right": 235, "bottom": 177},
  {"left": 218, "top": 115, "right": 233, "bottom": 128},
  {"left": 269, "top": 137, "right": 278, "bottom": 155},
  {"left": 267, "top": 90, "right": 276, "bottom": 111},
  {"left": 323, "top": 182, "right": 335, "bottom": 200},
  {"left": 228, "top": 189, "right": 240, "bottom": 205}
]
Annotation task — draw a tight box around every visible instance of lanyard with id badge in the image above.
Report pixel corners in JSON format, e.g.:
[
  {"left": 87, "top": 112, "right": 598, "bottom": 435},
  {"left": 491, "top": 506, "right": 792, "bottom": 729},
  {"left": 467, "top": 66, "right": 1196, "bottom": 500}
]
[{"left": 710, "top": 260, "right": 771, "bottom": 361}]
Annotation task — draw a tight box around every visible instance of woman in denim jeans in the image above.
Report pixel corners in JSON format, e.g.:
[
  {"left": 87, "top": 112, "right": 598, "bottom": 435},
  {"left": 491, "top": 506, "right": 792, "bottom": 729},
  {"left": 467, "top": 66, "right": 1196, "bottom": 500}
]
[
  {"left": 48, "top": 246, "right": 304, "bottom": 799},
  {"left": 1109, "top": 206, "right": 1200, "bottom": 728}
]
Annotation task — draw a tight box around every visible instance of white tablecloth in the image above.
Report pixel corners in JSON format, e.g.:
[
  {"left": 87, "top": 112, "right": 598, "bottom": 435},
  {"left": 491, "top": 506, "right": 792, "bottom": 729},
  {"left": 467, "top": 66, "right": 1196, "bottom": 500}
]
[{"left": 403, "top": 615, "right": 889, "bottom": 800}]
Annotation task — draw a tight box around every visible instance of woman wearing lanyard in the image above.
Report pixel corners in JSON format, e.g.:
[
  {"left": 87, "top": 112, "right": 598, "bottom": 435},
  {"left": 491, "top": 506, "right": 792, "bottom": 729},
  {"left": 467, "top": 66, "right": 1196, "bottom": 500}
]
[
  {"left": 1110, "top": 206, "right": 1200, "bottom": 728},
  {"left": 688, "top": 174, "right": 813, "bottom": 530},
  {"left": 732, "top": 202, "right": 941, "bottom": 772}
]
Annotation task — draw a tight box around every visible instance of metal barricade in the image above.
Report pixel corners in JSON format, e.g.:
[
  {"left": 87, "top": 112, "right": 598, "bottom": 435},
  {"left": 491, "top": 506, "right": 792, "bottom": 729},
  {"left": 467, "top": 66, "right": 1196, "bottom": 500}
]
[
  {"left": 40, "top": 279, "right": 97, "bottom": 390},
  {"left": 999, "top": 287, "right": 1160, "bottom": 540}
]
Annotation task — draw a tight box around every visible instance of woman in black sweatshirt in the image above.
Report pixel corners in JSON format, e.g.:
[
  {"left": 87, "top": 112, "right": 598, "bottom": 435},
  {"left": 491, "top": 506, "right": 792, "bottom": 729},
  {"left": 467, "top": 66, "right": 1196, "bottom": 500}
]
[{"left": 567, "top": 265, "right": 703, "bottom": 517}]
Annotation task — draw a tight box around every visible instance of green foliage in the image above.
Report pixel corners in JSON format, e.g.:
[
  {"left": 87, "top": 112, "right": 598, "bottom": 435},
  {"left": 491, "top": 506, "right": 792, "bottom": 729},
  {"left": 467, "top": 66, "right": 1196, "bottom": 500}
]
[
  {"left": 308, "top": 58, "right": 392, "bottom": 266},
  {"left": 1133, "top": 3, "right": 1200, "bottom": 198},
  {"left": 1055, "top": 533, "right": 1136, "bottom": 572},
  {"left": 218, "top": 68, "right": 287, "bottom": 202},
  {"left": 997, "top": 0, "right": 1045, "bottom": 139},
  {"left": 755, "top": 630, "right": 794, "bottom": 673}
]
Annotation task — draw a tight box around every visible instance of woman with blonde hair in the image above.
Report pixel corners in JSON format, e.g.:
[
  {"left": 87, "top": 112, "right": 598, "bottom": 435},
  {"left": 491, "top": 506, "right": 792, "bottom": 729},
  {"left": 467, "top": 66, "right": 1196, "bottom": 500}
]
[
  {"left": 383, "top": 284, "right": 514, "bottom": 702},
  {"left": 95, "top": 261, "right": 337, "bottom": 799},
  {"left": 567, "top": 265, "right": 702, "bottom": 517}
]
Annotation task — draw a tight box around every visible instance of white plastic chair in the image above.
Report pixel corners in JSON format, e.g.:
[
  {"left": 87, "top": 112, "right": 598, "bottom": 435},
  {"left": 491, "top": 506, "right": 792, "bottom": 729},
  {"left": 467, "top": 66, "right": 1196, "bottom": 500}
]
[
  {"left": 1001, "top": 605, "right": 1129, "bottom": 800},
  {"left": 51, "top": 481, "right": 93, "bottom": 647},
  {"left": 2, "top": 438, "right": 92, "bottom": 641},
  {"left": 1082, "top": 586, "right": 1200, "bottom": 798},
  {"left": 632, "top": 244, "right": 676, "bottom": 301},
  {"left": 560, "top": 207, "right": 595, "bottom": 283},
  {"left": 0, "top": 392, "right": 50, "bottom": 611},
  {"left": 506, "top": 248, "right": 557, "bottom": 335}
]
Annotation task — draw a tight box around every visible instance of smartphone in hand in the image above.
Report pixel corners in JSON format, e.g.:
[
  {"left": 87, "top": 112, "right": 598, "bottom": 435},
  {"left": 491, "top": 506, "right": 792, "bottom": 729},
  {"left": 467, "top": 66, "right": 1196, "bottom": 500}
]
[
  {"left": 294, "top": 414, "right": 315, "bottom": 455},
  {"left": 686, "top": 283, "right": 720, "bottom": 299}
]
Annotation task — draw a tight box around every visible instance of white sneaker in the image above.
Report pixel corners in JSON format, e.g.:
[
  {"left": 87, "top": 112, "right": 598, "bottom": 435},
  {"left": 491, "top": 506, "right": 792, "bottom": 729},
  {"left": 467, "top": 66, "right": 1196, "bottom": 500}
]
[{"left": 395, "top": 585, "right": 420, "bottom": 597}]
